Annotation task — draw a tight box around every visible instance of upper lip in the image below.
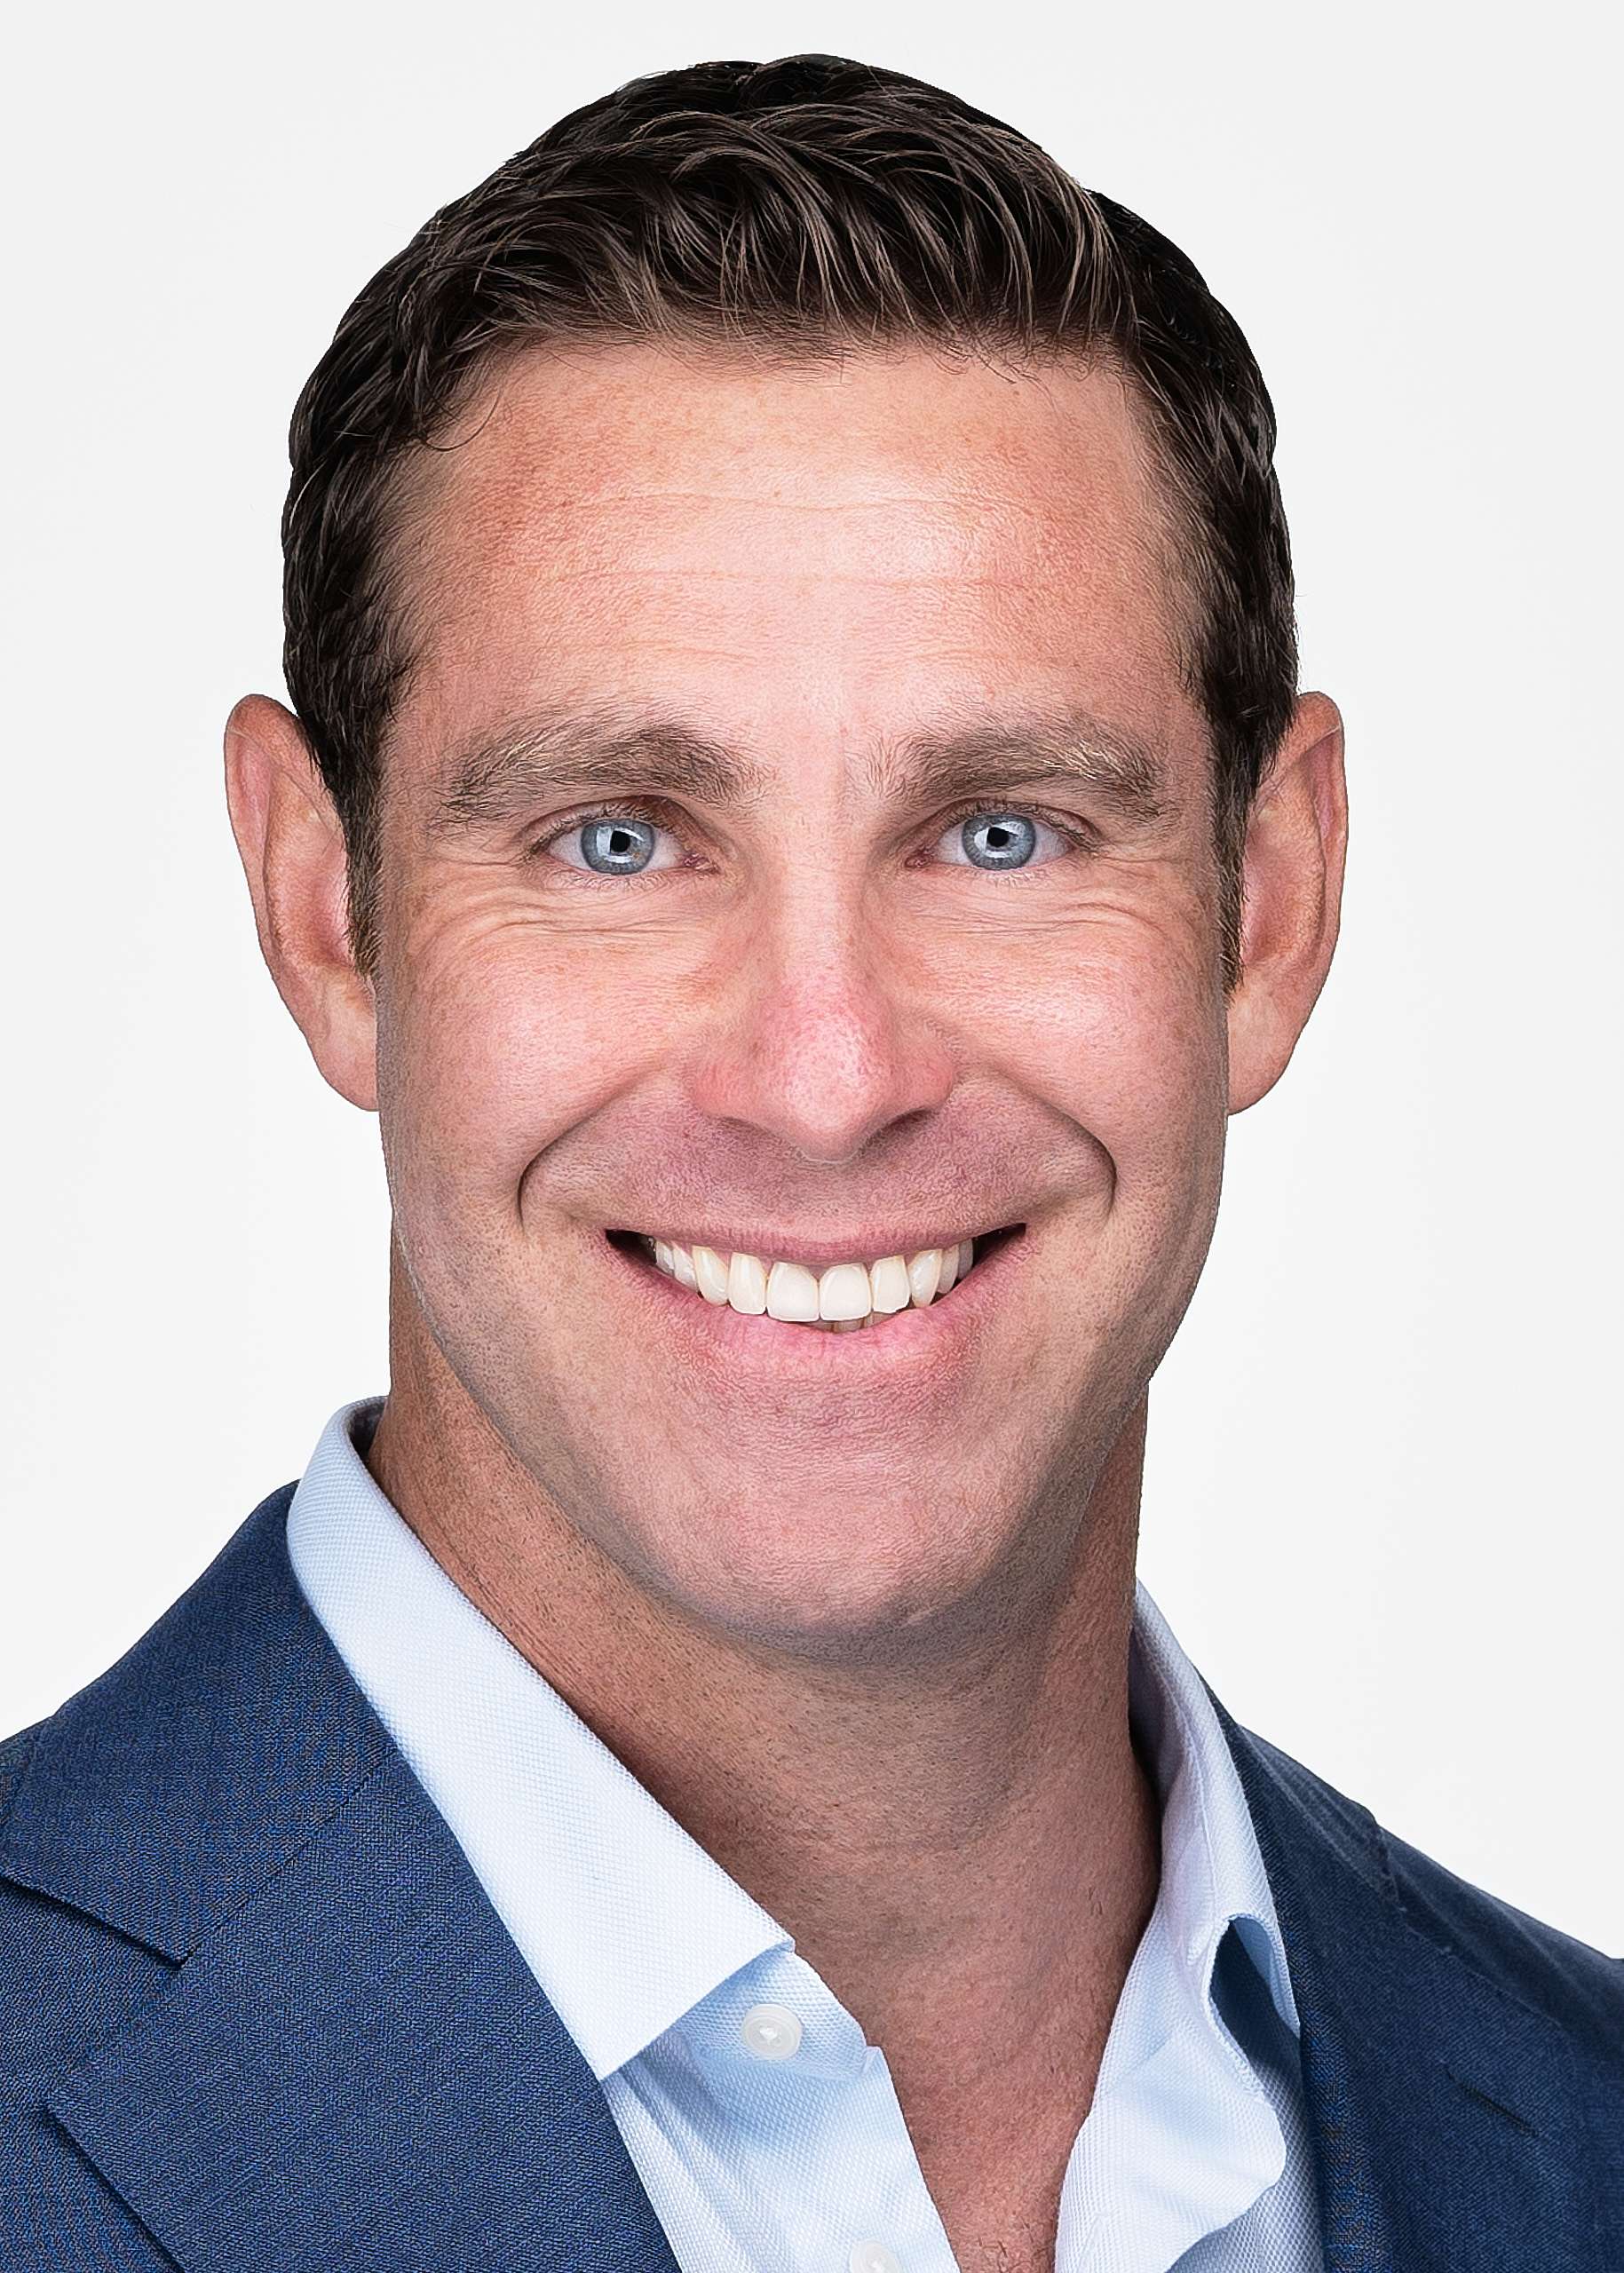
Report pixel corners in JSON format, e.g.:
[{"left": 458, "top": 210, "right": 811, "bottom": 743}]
[{"left": 609, "top": 1220, "right": 1022, "bottom": 1271}]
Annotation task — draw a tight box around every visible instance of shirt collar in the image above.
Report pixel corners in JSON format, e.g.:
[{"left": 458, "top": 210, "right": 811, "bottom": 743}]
[
  {"left": 286, "top": 1395, "right": 1298, "bottom": 2088},
  {"left": 1127, "top": 1579, "right": 1302, "bottom": 2039},
  {"left": 286, "top": 1396, "right": 788, "bottom": 2081}
]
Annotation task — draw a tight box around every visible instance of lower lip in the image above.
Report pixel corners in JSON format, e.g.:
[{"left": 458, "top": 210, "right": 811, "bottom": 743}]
[{"left": 598, "top": 1228, "right": 1027, "bottom": 1378}]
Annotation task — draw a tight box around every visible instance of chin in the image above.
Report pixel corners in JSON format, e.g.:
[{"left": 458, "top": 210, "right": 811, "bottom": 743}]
[{"left": 625, "top": 1495, "right": 1031, "bottom": 1664}]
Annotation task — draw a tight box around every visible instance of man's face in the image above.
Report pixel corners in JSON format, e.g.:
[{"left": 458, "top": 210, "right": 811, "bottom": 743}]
[{"left": 313, "top": 344, "right": 1260, "bottom": 1652}]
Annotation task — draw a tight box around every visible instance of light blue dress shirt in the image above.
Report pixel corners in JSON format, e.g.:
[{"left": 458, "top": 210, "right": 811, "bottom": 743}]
[{"left": 286, "top": 1397, "right": 1324, "bottom": 2272}]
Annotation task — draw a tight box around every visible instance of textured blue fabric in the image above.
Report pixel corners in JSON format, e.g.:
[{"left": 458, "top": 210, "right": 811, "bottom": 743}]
[
  {"left": 1208, "top": 1697, "right": 1624, "bottom": 2269},
  {"left": 1, "top": 1470, "right": 1620, "bottom": 2270},
  {"left": 284, "top": 1394, "right": 1321, "bottom": 2272}
]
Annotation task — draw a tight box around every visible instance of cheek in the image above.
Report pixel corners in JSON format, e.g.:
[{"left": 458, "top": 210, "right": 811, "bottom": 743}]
[
  {"left": 1081, "top": 955, "right": 1224, "bottom": 1151},
  {"left": 375, "top": 899, "right": 646, "bottom": 1200},
  {"left": 987, "top": 913, "right": 1228, "bottom": 1328},
  {"left": 939, "top": 899, "right": 1225, "bottom": 1159}
]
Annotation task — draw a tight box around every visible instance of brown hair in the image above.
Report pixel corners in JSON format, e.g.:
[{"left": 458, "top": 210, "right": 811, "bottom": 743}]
[{"left": 282, "top": 53, "right": 1297, "bottom": 988}]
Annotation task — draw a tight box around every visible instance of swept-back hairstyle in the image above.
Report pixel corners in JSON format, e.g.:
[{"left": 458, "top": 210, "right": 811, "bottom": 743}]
[{"left": 283, "top": 52, "right": 1297, "bottom": 987}]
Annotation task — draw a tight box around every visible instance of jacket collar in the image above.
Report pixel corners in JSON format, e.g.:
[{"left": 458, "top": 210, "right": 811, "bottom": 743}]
[
  {"left": 0, "top": 1483, "right": 1609, "bottom": 2272},
  {"left": 1210, "top": 1690, "right": 1606, "bottom": 2273},
  {"left": 285, "top": 1395, "right": 791, "bottom": 2082},
  {"left": 0, "top": 1485, "right": 683, "bottom": 2273}
]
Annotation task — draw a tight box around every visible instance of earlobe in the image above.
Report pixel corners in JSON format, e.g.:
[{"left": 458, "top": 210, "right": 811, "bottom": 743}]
[
  {"left": 223, "top": 693, "right": 379, "bottom": 1113},
  {"left": 1225, "top": 692, "right": 1348, "bottom": 1115}
]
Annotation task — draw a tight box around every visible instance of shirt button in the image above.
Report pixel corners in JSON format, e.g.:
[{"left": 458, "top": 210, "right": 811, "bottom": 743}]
[
  {"left": 739, "top": 2001, "right": 804, "bottom": 2060},
  {"left": 849, "top": 2247, "right": 905, "bottom": 2273}
]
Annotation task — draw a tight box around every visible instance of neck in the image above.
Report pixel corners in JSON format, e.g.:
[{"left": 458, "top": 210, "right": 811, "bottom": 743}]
[{"left": 367, "top": 1279, "right": 1161, "bottom": 2213}]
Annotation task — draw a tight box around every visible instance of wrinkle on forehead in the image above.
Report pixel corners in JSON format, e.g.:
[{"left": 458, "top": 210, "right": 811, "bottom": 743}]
[
  {"left": 400, "top": 338, "right": 1180, "bottom": 572},
  {"left": 377, "top": 339, "right": 1200, "bottom": 780}
]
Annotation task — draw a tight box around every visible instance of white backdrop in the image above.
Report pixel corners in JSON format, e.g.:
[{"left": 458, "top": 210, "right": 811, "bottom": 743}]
[{"left": 3, "top": 0, "right": 1619, "bottom": 1954}]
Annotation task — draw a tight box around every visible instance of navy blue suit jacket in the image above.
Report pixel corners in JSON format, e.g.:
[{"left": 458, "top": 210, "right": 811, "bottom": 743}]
[{"left": 2, "top": 1480, "right": 1620, "bottom": 2269}]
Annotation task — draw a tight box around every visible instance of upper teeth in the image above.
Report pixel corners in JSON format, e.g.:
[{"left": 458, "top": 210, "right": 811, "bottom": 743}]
[{"left": 645, "top": 1237, "right": 980, "bottom": 1327}]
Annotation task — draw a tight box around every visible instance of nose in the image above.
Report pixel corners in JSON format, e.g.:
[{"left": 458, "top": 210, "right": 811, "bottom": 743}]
[{"left": 685, "top": 883, "right": 955, "bottom": 1165}]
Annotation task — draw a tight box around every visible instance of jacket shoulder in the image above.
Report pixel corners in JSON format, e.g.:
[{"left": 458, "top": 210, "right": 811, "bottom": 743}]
[
  {"left": 0, "top": 1494, "right": 347, "bottom": 2269},
  {"left": 1376, "top": 1806, "right": 1624, "bottom": 2055},
  {"left": 0, "top": 1722, "right": 41, "bottom": 1819},
  {"left": 1241, "top": 1717, "right": 1624, "bottom": 2060},
  {"left": 1, "top": 1713, "right": 181, "bottom": 2266}
]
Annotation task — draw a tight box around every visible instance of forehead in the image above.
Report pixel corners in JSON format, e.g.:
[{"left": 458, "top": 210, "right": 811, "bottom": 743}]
[{"left": 383, "top": 338, "right": 1200, "bottom": 792}]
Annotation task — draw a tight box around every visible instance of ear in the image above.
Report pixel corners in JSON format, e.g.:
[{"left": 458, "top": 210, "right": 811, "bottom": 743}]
[
  {"left": 223, "top": 693, "right": 378, "bottom": 1112},
  {"left": 1226, "top": 692, "right": 1348, "bottom": 1113}
]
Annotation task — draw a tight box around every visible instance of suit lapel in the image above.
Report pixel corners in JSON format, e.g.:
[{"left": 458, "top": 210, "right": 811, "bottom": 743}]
[
  {"left": 7, "top": 1477, "right": 1610, "bottom": 2273},
  {"left": 1213, "top": 1692, "right": 1601, "bottom": 2273},
  {"left": 2, "top": 1486, "right": 681, "bottom": 2273},
  {"left": 44, "top": 1740, "right": 681, "bottom": 2273}
]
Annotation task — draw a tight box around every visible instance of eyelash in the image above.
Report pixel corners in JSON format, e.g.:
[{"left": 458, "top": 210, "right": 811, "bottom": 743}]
[{"left": 527, "top": 798, "right": 1097, "bottom": 883}]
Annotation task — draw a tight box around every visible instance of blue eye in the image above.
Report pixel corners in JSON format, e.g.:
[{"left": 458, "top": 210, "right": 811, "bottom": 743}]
[
  {"left": 543, "top": 811, "right": 680, "bottom": 876},
  {"left": 579, "top": 816, "right": 657, "bottom": 874},
  {"left": 582, "top": 818, "right": 650, "bottom": 867},
  {"left": 942, "top": 810, "right": 1073, "bottom": 872},
  {"left": 536, "top": 801, "right": 1085, "bottom": 883},
  {"left": 963, "top": 812, "right": 1034, "bottom": 869}
]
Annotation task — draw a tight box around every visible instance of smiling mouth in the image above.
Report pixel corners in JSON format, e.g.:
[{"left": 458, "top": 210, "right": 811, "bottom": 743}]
[{"left": 606, "top": 1224, "right": 1024, "bottom": 1330}]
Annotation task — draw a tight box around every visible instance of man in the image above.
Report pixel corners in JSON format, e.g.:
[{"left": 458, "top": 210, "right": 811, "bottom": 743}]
[{"left": 1, "top": 49, "right": 1617, "bottom": 2273}]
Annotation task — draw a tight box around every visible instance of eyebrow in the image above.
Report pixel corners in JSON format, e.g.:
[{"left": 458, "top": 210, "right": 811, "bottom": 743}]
[{"left": 424, "top": 701, "right": 1175, "bottom": 838}]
